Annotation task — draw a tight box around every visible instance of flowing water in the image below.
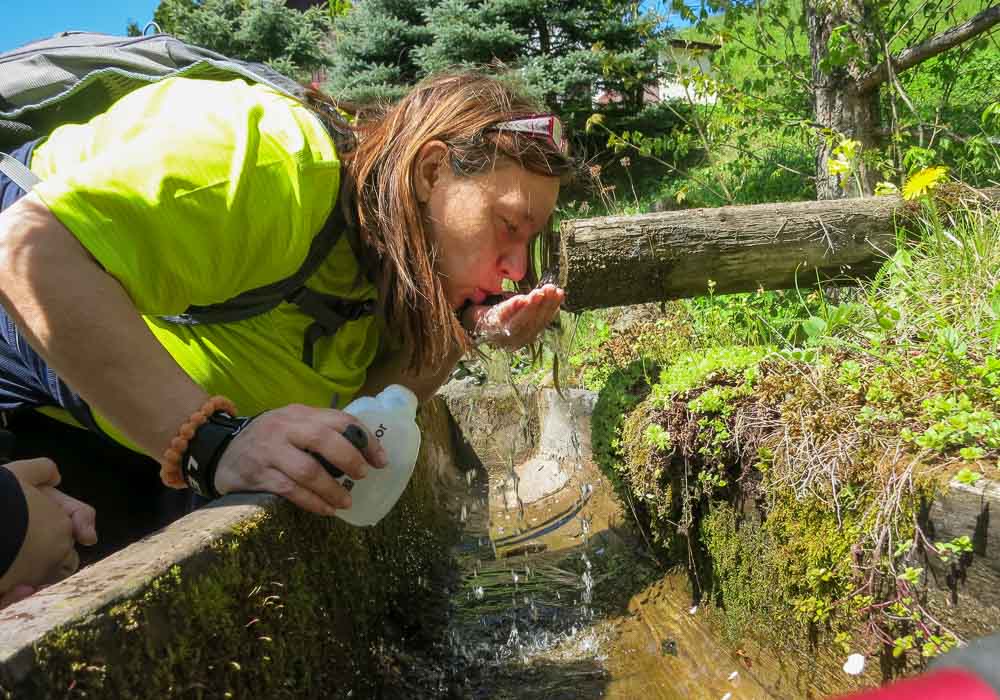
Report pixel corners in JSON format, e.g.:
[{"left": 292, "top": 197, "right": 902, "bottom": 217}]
[{"left": 403, "top": 388, "right": 807, "bottom": 699}]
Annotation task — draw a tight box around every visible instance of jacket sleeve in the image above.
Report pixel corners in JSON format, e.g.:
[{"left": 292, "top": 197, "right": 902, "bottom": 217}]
[{"left": 30, "top": 78, "right": 339, "bottom": 316}]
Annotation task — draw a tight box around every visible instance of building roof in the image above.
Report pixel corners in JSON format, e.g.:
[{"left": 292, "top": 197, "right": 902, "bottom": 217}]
[{"left": 667, "top": 38, "right": 721, "bottom": 51}]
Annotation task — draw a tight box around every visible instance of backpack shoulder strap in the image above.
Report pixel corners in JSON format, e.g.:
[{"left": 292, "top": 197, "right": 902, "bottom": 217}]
[
  {"left": 161, "top": 193, "right": 376, "bottom": 367},
  {"left": 0, "top": 151, "right": 39, "bottom": 192},
  {"left": 161, "top": 207, "right": 346, "bottom": 326}
]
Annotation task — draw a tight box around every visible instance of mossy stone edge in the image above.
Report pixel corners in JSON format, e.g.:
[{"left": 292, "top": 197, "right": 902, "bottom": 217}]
[{"left": 0, "top": 400, "right": 459, "bottom": 700}]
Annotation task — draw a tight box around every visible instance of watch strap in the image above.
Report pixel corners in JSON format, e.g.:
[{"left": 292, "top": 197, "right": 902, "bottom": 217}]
[{"left": 182, "top": 412, "right": 254, "bottom": 499}]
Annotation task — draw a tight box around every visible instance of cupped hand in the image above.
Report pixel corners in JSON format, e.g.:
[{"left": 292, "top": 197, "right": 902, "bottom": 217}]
[
  {"left": 212, "top": 404, "right": 389, "bottom": 516},
  {"left": 462, "top": 283, "right": 565, "bottom": 350}
]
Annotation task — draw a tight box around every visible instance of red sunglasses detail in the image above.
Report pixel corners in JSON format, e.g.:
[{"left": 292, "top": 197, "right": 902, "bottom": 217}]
[{"left": 489, "top": 114, "right": 566, "bottom": 154}]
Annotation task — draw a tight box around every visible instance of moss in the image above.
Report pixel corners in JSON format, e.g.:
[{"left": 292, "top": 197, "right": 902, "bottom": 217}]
[
  {"left": 2, "top": 472, "right": 456, "bottom": 700},
  {"left": 590, "top": 359, "right": 659, "bottom": 492},
  {"left": 700, "top": 503, "right": 780, "bottom": 641},
  {"left": 650, "top": 345, "right": 770, "bottom": 407},
  {"left": 619, "top": 402, "right": 687, "bottom": 554},
  {"left": 608, "top": 340, "right": 982, "bottom": 676}
]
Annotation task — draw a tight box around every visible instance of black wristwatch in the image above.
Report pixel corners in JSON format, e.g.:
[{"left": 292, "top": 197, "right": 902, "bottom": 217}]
[{"left": 182, "top": 412, "right": 255, "bottom": 499}]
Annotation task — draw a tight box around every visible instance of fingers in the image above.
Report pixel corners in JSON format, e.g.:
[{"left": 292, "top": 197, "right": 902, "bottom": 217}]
[
  {"left": 251, "top": 454, "right": 353, "bottom": 517},
  {"left": 5, "top": 457, "right": 61, "bottom": 488},
  {"left": 282, "top": 434, "right": 364, "bottom": 496},
  {"left": 40, "top": 487, "right": 98, "bottom": 546},
  {"left": 288, "top": 420, "right": 386, "bottom": 475},
  {"left": 215, "top": 406, "right": 391, "bottom": 517},
  {"left": 469, "top": 284, "right": 565, "bottom": 348}
]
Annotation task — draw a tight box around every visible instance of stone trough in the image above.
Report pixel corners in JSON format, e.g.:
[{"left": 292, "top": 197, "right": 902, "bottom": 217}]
[{"left": 0, "top": 385, "right": 595, "bottom": 698}]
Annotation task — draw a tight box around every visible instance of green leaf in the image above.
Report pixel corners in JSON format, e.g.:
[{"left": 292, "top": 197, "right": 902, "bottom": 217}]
[
  {"left": 802, "top": 316, "right": 828, "bottom": 339},
  {"left": 585, "top": 113, "right": 605, "bottom": 133}
]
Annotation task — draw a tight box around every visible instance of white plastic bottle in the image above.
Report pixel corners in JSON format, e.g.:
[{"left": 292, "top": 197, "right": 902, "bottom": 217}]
[{"left": 335, "top": 384, "right": 421, "bottom": 527}]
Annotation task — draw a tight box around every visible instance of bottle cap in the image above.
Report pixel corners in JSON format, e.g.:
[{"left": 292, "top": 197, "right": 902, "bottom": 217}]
[{"left": 382, "top": 385, "right": 418, "bottom": 416}]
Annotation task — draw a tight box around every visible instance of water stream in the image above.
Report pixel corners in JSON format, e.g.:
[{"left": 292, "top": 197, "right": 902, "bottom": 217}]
[{"left": 401, "top": 388, "right": 794, "bottom": 699}]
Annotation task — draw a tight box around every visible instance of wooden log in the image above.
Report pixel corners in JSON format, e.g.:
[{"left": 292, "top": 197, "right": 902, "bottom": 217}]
[{"left": 556, "top": 188, "right": 1000, "bottom": 312}]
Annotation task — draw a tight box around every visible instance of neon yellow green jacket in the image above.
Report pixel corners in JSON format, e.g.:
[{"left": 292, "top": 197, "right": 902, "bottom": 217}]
[{"left": 30, "top": 77, "right": 380, "bottom": 448}]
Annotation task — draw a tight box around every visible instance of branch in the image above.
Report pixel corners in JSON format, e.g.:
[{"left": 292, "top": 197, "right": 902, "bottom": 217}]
[{"left": 858, "top": 3, "right": 1000, "bottom": 93}]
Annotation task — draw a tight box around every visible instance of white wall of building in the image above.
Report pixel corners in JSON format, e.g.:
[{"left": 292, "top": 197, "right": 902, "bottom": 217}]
[{"left": 659, "top": 44, "right": 718, "bottom": 105}]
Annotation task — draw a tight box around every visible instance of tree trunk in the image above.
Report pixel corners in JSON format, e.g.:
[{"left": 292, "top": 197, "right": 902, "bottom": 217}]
[
  {"left": 806, "top": 0, "right": 882, "bottom": 200},
  {"left": 554, "top": 188, "right": 1000, "bottom": 312},
  {"left": 813, "top": 85, "right": 882, "bottom": 200}
]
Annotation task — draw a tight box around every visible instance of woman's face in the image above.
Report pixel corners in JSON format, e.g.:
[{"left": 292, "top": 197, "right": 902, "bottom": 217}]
[{"left": 416, "top": 145, "right": 561, "bottom": 310}]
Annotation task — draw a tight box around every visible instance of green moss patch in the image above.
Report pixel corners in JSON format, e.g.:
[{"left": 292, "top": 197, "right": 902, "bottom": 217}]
[
  {"left": 596, "top": 335, "right": 1000, "bottom": 677},
  {"left": 2, "top": 476, "right": 456, "bottom": 700}
]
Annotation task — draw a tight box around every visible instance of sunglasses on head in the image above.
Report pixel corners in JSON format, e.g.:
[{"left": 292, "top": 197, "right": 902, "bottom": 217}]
[{"left": 489, "top": 114, "right": 567, "bottom": 154}]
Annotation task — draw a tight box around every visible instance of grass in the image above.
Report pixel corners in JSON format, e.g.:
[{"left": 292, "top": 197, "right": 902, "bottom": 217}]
[{"left": 570, "top": 181, "right": 1000, "bottom": 678}]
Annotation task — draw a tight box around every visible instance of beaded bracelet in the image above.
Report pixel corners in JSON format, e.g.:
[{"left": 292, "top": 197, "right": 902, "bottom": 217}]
[{"left": 159, "top": 395, "right": 238, "bottom": 489}]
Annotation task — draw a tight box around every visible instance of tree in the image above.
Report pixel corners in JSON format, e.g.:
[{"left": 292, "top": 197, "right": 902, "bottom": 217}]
[
  {"left": 806, "top": 0, "right": 1000, "bottom": 198},
  {"left": 683, "top": 0, "right": 1000, "bottom": 199},
  {"left": 151, "top": 0, "right": 333, "bottom": 80},
  {"left": 326, "top": 0, "right": 664, "bottom": 133},
  {"left": 324, "top": 0, "right": 433, "bottom": 104}
]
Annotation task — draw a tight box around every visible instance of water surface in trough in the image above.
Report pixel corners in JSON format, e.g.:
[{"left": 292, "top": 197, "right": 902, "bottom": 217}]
[{"left": 415, "top": 393, "right": 799, "bottom": 700}]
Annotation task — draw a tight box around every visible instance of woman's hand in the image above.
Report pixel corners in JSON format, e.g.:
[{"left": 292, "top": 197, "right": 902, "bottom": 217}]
[
  {"left": 462, "top": 283, "right": 565, "bottom": 351},
  {"left": 212, "top": 404, "right": 389, "bottom": 516},
  {"left": 0, "top": 458, "right": 98, "bottom": 608}
]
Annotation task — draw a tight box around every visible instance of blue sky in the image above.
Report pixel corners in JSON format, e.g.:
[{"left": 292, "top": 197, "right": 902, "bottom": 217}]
[
  {"left": 3, "top": 0, "right": 702, "bottom": 54},
  {"left": 1, "top": 1, "right": 161, "bottom": 53}
]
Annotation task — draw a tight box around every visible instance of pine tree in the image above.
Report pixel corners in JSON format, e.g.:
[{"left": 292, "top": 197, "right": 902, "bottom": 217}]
[
  {"left": 152, "top": 0, "right": 332, "bottom": 80},
  {"left": 325, "top": 0, "right": 433, "bottom": 104},
  {"left": 327, "top": 0, "right": 664, "bottom": 132}
]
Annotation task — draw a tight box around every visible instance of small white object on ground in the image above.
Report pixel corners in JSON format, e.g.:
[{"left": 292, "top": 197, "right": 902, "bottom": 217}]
[
  {"left": 689, "top": 605, "right": 698, "bottom": 615},
  {"left": 721, "top": 693, "right": 732, "bottom": 700},
  {"left": 843, "top": 653, "right": 866, "bottom": 675},
  {"left": 728, "top": 670, "right": 739, "bottom": 681}
]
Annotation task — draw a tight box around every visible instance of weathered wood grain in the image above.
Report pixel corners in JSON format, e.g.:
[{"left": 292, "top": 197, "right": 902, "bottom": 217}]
[{"left": 557, "top": 188, "right": 1000, "bottom": 311}]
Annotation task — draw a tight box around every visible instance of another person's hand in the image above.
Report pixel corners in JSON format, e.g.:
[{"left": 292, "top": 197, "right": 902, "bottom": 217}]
[
  {"left": 213, "top": 404, "right": 388, "bottom": 516},
  {"left": 462, "top": 283, "right": 565, "bottom": 351},
  {"left": 0, "top": 459, "right": 98, "bottom": 608}
]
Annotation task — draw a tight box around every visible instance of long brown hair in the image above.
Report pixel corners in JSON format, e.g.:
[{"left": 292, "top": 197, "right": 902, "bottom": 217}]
[{"left": 310, "top": 72, "right": 575, "bottom": 371}]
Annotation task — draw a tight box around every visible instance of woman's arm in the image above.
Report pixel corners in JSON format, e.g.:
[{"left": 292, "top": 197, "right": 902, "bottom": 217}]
[
  {"left": 0, "top": 194, "right": 207, "bottom": 456},
  {"left": 0, "top": 195, "right": 384, "bottom": 515}
]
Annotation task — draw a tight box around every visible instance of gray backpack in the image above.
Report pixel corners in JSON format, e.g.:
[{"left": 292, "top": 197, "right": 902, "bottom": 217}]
[{"left": 0, "top": 32, "right": 373, "bottom": 367}]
